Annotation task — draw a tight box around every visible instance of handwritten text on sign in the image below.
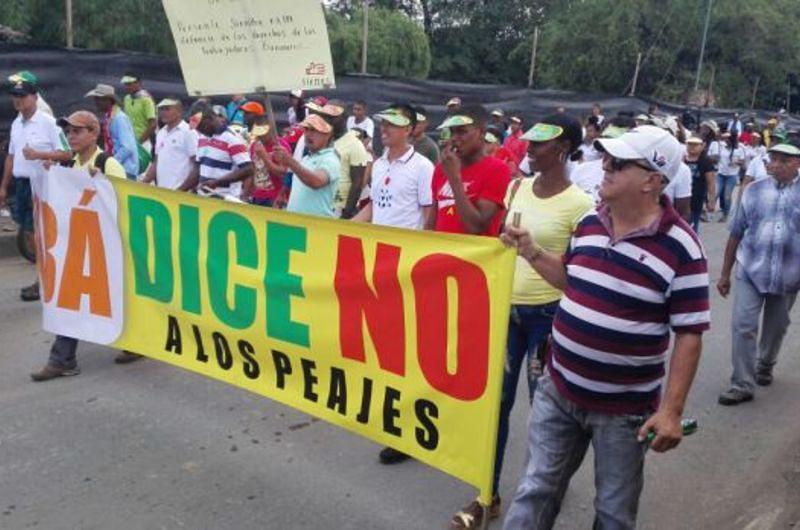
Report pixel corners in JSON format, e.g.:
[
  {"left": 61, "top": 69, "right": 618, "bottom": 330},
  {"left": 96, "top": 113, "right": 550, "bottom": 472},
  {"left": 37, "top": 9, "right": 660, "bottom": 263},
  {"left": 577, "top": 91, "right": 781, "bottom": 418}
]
[{"left": 162, "top": 0, "right": 335, "bottom": 94}]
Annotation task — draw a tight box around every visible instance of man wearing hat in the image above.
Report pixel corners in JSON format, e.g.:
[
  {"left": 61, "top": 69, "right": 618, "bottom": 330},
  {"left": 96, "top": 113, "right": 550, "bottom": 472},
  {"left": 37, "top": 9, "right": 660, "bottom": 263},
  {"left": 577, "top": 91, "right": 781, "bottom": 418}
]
[
  {"left": 427, "top": 105, "right": 510, "bottom": 236},
  {"left": 353, "top": 103, "right": 433, "bottom": 229},
  {"left": 411, "top": 105, "right": 440, "bottom": 164},
  {"left": 1, "top": 74, "right": 72, "bottom": 301},
  {"left": 246, "top": 119, "right": 290, "bottom": 207},
  {"left": 445, "top": 97, "right": 462, "bottom": 115},
  {"left": 274, "top": 114, "right": 340, "bottom": 217},
  {"left": 179, "top": 105, "right": 253, "bottom": 198},
  {"left": 503, "top": 116, "right": 528, "bottom": 166},
  {"left": 31, "top": 110, "right": 133, "bottom": 381},
  {"left": 7, "top": 71, "right": 53, "bottom": 116},
  {"left": 502, "top": 125, "right": 709, "bottom": 529},
  {"left": 717, "top": 141, "right": 800, "bottom": 405},
  {"left": 86, "top": 83, "right": 139, "bottom": 179},
  {"left": 319, "top": 100, "right": 370, "bottom": 219},
  {"left": 120, "top": 73, "right": 157, "bottom": 146},
  {"left": 490, "top": 108, "right": 508, "bottom": 136},
  {"left": 142, "top": 98, "right": 197, "bottom": 190}
]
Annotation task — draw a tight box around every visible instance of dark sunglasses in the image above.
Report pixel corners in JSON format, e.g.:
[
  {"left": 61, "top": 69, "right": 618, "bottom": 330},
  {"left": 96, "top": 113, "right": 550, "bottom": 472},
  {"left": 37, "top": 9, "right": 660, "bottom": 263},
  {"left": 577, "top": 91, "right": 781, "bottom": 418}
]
[{"left": 603, "top": 154, "right": 653, "bottom": 173}]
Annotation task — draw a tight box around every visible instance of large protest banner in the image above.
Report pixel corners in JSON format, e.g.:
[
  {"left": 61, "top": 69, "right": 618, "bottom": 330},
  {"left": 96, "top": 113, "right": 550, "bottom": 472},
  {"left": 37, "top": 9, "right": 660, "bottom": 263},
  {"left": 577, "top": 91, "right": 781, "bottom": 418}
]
[
  {"left": 32, "top": 168, "right": 515, "bottom": 503},
  {"left": 161, "top": 0, "right": 336, "bottom": 95}
]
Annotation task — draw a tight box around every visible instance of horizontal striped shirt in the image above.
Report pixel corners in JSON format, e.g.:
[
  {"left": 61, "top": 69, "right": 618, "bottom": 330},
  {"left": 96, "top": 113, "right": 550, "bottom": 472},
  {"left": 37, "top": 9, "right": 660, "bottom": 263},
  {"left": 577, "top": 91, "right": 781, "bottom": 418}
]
[
  {"left": 197, "top": 129, "right": 251, "bottom": 197},
  {"left": 548, "top": 198, "right": 710, "bottom": 414}
]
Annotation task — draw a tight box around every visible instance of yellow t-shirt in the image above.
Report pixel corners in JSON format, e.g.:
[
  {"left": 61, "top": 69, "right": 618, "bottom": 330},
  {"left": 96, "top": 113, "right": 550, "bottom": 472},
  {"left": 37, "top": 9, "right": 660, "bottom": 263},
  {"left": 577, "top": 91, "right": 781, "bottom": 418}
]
[
  {"left": 74, "top": 147, "right": 127, "bottom": 180},
  {"left": 333, "top": 130, "right": 371, "bottom": 212},
  {"left": 505, "top": 176, "right": 594, "bottom": 305}
]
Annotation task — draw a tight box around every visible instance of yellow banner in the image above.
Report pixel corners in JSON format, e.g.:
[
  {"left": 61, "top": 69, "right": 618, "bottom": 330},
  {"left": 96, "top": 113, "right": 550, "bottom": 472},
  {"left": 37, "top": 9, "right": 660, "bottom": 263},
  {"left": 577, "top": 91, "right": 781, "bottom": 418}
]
[
  {"left": 34, "top": 173, "right": 514, "bottom": 503},
  {"left": 162, "top": 0, "right": 336, "bottom": 95}
]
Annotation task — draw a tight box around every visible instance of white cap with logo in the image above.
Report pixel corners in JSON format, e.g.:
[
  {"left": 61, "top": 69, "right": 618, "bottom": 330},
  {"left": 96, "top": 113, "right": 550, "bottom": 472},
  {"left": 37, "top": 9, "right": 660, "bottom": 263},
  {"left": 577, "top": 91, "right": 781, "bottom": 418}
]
[{"left": 594, "top": 125, "right": 683, "bottom": 181}]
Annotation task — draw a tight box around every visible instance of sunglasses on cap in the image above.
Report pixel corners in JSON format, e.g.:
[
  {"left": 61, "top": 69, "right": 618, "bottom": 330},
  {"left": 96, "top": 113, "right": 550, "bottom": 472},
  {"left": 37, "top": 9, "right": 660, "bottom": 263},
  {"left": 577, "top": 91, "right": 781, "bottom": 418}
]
[{"left": 603, "top": 154, "right": 653, "bottom": 173}]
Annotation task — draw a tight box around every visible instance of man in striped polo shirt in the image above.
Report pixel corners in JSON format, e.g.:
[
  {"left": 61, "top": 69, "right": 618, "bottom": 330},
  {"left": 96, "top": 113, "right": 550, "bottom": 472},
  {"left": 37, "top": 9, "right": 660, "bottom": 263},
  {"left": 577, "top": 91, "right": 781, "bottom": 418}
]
[
  {"left": 502, "top": 126, "right": 710, "bottom": 530},
  {"left": 179, "top": 105, "right": 253, "bottom": 198}
]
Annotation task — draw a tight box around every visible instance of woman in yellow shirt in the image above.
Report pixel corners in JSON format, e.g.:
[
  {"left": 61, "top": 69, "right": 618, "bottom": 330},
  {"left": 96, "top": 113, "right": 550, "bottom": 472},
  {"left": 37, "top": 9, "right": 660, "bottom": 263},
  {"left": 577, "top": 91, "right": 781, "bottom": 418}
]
[{"left": 451, "top": 114, "right": 593, "bottom": 528}]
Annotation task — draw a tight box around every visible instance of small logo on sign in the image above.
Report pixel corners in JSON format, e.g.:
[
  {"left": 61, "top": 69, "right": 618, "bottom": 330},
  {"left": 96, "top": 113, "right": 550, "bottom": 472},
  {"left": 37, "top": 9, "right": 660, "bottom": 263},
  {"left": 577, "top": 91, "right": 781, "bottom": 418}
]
[{"left": 305, "top": 62, "right": 327, "bottom": 76}]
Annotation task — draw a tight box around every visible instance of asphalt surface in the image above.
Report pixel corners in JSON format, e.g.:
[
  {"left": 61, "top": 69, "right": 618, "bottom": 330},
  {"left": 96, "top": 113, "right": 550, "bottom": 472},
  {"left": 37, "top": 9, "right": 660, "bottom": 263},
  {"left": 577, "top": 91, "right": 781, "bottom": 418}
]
[{"left": 1, "top": 216, "right": 799, "bottom": 530}]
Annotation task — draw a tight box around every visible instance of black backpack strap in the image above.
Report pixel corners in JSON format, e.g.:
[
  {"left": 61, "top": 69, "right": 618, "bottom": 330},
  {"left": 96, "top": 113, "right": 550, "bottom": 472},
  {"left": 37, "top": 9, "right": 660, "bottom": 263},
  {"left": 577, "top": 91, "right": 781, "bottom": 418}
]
[{"left": 93, "top": 152, "right": 109, "bottom": 174}]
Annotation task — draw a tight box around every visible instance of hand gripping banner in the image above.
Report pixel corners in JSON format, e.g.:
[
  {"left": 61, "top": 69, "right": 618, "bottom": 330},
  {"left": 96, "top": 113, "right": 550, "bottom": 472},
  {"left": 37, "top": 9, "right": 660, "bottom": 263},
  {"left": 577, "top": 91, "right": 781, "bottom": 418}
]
[{"left": 32, "top": 167, "right": 515, "bottom": 504}]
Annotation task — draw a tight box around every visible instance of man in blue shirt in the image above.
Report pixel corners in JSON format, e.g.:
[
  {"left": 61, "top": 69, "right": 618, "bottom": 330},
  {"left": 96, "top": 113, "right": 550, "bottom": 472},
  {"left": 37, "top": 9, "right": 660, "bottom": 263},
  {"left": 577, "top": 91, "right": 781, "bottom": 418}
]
[
  {"left": 718, "top": 141, "right": 800, "bottom": 405},
  {"left": 85, "top": 83, "right": 139, "bottom": 179}
]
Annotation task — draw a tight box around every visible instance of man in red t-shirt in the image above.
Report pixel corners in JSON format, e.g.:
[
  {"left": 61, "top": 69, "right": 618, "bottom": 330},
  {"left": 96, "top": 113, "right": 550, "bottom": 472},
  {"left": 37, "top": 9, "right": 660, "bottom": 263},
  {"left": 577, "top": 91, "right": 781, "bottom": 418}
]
[
  {"left": 503, "top": 115, "right": 529, "bottom": 165},
  {"left": 426, "top": 105, "right": 511, "bottom": 235}
]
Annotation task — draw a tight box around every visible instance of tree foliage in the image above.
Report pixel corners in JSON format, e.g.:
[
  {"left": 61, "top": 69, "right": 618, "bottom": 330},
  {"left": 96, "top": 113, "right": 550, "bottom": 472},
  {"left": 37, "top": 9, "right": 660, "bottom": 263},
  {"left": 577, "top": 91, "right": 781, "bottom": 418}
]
[
  {"left": 530, "top": 0, "right": 800, "bottom": 109},
  {"left": 326, "top": 7, "right": 431, "bottom": 78},
  {"left": 0, "top": 0, "right": 175, "bottom": 55},
  {"left": 2, "top": 0, "right": 800, "bottom": 109}
]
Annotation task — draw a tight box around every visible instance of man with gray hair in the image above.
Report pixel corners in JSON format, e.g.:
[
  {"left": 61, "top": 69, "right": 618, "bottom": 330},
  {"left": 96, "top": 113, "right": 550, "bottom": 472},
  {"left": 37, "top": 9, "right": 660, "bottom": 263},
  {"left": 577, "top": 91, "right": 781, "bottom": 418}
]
[{"left": 502, "top": 126, "right": 710, "bottom": 530}]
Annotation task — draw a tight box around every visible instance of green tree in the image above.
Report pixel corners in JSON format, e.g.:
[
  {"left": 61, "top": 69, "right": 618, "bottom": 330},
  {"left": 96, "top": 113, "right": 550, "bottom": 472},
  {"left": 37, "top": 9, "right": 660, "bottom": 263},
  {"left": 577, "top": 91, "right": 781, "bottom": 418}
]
[{"left": 326, "top": 7, "right": 431, "bottom": 78}]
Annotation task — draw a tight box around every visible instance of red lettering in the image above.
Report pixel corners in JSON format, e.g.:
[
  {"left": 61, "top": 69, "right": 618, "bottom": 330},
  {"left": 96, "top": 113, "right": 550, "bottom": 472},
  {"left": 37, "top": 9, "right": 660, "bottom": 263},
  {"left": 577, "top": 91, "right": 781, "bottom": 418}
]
[
  {"left": 334, "top": 236, "right": 405, "bottom": 375},
  {"left": 412, "top": 254, "right": 490, "bottom": 401}
]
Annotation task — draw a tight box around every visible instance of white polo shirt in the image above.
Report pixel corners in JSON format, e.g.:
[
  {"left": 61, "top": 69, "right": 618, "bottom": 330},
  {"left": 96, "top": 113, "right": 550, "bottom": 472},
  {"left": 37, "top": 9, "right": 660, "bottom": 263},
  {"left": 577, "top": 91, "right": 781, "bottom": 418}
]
[
  {"left": 370, "top": 146, "right": 434, "bottom": 229},
  {"left": 8, "top": 110, "right": 68, "bottom": 179},
  {"left": 664, "top": 162, "right": 692, "bottom": 201},
  {"left": 154, "top": 121, "right": 197, "bottom": 189}
]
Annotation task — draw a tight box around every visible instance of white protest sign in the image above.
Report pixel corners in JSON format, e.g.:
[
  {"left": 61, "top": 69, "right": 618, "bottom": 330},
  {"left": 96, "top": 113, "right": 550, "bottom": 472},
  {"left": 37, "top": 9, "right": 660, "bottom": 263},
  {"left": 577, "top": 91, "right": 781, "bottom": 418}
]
[{"left": 162, "top": 0, "right": 336, "bottom": 95}]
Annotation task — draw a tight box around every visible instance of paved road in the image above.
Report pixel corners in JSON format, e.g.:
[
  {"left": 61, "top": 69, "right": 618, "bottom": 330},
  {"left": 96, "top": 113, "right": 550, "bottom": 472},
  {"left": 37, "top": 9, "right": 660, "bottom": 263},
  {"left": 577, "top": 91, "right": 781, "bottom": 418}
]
[{"left": 1, "top": 219, "right": 799, "bottom": 530}]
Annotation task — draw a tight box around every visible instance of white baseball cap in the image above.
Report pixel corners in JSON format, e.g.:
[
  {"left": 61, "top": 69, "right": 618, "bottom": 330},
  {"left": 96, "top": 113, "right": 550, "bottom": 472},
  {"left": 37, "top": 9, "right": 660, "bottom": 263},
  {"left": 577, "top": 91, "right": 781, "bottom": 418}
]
[{"left": 594, "top": 125, "right": 683, "bottom": 181}]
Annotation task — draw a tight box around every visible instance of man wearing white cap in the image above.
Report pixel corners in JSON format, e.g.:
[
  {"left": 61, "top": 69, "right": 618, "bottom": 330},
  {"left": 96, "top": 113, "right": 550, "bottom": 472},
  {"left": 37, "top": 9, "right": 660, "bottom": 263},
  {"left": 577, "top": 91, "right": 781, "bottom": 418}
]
[
  {"left": 446, "top": 97, "right": 462, "bottom": 115},
  {"left": 120, "top": 73, "right": 157, "bottom": 146},
  {"left": 142, "top": 98, "right": 197, "bottom": 190},
  {"left": 717, "top": 141, "right": 800, "bottom": 405},
  {"left": 502, "top": 125, "right": 709, "bottom": 530}
]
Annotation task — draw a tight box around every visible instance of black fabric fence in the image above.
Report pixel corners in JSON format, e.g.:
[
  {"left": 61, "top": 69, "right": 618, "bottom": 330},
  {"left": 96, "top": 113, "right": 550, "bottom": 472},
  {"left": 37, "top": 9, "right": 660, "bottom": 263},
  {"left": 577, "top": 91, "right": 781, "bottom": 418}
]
[{"left": 2, "top": 42, "right": 797, "bottom": 137}]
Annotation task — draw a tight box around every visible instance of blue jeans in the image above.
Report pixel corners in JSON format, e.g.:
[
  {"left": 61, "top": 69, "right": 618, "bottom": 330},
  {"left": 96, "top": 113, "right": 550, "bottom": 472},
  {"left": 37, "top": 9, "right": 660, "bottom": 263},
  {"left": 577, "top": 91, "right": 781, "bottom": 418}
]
[
  {"left": 49, "top": 335, "right": 79, "bottom": 368},
  {"left": 504, "top": 374, "right": 649, "bottom": 530},
  {"left": 12, "top": 177, "right": 33, "bottom": 232},
  {"left": 493, "top": 302, "right": 557, "bottom": 495},
  {"left": 689, "top": 210, "right": 701, "bottom": 233},
  {"left": 716, "top": 173, "right": 737, "bottom": 217}
]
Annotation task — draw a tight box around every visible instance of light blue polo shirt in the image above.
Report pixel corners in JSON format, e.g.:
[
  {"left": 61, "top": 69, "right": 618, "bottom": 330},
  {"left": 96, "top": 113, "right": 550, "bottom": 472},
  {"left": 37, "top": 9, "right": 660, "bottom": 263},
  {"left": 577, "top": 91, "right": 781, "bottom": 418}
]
[{"left": 286, "top": 147, "right": 341, "bottom": 217}]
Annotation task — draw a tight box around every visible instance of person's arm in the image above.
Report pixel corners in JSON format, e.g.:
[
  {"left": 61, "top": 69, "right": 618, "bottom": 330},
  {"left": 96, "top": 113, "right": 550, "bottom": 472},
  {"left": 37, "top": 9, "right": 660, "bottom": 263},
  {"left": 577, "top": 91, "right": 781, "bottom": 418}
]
[
  {"left": 110, "top": 116, "right": 135, "bottom": 165},
  {"left": 178, "top": 159, "right": 200, "bottom": 191},
  {"left": 637, "top": 332, "right": 702, "bottom": 452},
  {"left": 424, "top": 200, "right": 437, "bottom": 230},
  {"left": 342, "top": 165, "right": 366, "bottom": 219},
  {"left": 205, "top": 162, "right": 254, "bottom": 188},
  {"left": 141, "top": 154, "right": 158, "bottom": 183},
  {"left": 274, "top": 146, "right": 330, "bottom": 189},
  {"left": 0, "top": 154, "right": 13, "bottom": 206},
  {"left": 500, "top": 225, "right": 568, "bottom": 290},
  {"left": 441, "top": 147, "right": 500, "bottom": 234},
  {"left": 705, "top": 170, "right": 717, "bottom": 210},
  {"left": 351, "top": 202, "right": 373, "bottom": 222},
  {"left": 716, "top": 235, "right": 740, "bottom": 297},
  {"left": 140, "top": 118, "right": 157, "bottom": 145}
]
